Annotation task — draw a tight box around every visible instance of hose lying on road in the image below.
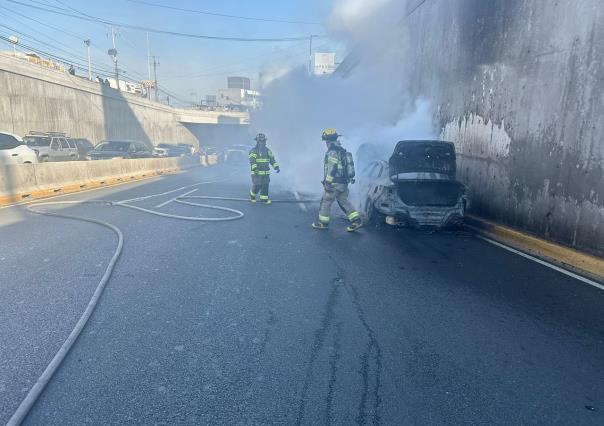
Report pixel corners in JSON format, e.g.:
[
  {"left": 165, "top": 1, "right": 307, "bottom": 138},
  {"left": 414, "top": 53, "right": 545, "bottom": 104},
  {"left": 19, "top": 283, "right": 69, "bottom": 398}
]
[{"left": 7, "top": 181, "right": 317, "bottom": 426}]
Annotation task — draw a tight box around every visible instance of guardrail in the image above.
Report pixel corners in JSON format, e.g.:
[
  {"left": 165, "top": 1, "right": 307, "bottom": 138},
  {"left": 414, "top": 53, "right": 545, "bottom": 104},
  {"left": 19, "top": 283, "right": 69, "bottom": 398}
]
[{"left": 0, "top": 156, "right": 204, "bottom": 206}]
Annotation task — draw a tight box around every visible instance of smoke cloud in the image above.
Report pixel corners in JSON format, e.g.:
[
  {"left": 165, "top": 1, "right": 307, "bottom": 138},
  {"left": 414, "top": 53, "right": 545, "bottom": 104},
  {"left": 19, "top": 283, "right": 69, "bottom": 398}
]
[{"left": 252, "top": 0, "right": 436, "bottom": 194}]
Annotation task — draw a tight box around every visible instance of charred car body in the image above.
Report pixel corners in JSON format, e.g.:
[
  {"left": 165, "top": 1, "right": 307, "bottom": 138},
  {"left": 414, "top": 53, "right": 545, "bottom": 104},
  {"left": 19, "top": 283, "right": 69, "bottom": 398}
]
[{"left": 359, "top": 140, "right": 467, "bottom": 228}]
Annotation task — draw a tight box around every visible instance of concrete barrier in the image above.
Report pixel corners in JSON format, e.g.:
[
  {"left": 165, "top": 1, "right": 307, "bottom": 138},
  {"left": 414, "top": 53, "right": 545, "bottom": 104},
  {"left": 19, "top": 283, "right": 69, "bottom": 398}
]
[{"left": 0, "top": 156, "right": 202, "bottom": 205}]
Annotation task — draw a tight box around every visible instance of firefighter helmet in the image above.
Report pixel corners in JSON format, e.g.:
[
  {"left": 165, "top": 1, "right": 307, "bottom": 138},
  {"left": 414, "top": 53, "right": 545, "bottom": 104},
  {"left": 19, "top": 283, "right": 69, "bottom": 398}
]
[
  {"left": 322, "top": 128, "right": 340, "bottom": 142},
  {"left": 255, "top": 133, "right": 267, "bottom": 143}
]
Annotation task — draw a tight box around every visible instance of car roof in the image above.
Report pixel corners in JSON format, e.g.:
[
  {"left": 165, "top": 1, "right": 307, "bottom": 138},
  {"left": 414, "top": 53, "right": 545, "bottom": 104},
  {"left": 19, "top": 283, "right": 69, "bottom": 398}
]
[{"left": 0, "top": 131, "right": 23, "bottom": 142}]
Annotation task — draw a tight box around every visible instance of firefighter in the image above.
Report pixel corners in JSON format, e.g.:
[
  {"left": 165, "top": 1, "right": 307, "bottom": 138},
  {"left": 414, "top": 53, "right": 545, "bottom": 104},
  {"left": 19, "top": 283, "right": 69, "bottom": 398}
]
[
  {"left": 249, "top": 133, "right": 280, "bottom": 204},
  {"left": 312, "top": 128, "right": 363, "bottom": 232}
]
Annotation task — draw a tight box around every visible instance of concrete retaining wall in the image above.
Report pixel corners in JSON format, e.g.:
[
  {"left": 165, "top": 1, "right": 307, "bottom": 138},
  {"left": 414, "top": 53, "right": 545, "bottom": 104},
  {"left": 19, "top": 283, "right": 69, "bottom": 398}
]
[
  {"left": 0, "top": 53, "right": 196, "bottom": 146},
  {"left": 0, "top": 157, "right": 200, "bottom": 202},
  {"left": 385, "top": 0, "right": 604, "bottom": 256}
]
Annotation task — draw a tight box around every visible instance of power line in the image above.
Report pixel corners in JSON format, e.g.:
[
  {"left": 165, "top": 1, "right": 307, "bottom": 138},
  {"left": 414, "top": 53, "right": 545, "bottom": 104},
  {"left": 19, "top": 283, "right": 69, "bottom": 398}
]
[
  {"left": 0, "top": 33, "right": 113, "bottom": 76},
  {"left": 8, "top": 0, "right": 324, "bottom": 42},
  {"left": 124, "top": 0, "right": 322, "bottom": 26}
]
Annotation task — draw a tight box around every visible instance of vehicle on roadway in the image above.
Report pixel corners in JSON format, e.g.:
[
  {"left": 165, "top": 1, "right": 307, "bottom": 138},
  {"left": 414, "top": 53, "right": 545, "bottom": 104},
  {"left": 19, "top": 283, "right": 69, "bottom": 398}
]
[
  {"left": 177, "top": 143, "right": 195, "bottom": 155},
  {"left": 0, "top": 131, "right": 38, "bottom": 164},
  {"left": 223, "top": 144, "right": 252, "bottom": 164},
  {"left": 69, "top": 138, "right": 94, "bottom": 160},
  {"left": 23, "top": 131, "right": 78, "bottom": 162},
  {"left": 358, "top": 140, "right": 468, "bottom": 228},
  {"left": 153, "top": 143, "right": 190, "bottom": 158},
  {"left": 202, "top": 146, "right": 221, "bottom": 165},
  {"left": 87, "top": 140, "right": 153, "bottom": 160}
]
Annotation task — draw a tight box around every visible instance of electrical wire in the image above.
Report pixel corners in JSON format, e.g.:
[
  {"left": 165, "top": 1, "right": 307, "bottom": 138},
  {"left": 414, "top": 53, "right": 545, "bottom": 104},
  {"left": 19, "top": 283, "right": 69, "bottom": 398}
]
[
  {"left": 0, "top": 34, "right": 116, "bottom": 76},
  {"left": 124, "top": 0, "right": 322, "bottom": 26},
  {"left": 8, "top": 0, "right": 323, "bottom": 42}
]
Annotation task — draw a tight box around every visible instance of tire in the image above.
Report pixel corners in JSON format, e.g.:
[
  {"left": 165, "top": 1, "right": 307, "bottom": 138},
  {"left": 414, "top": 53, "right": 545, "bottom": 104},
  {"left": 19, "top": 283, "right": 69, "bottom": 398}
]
[
  {"left": 40, "top": 156, "right": 49, "bottom": 163},
  {"left": 365, "top": 198, "right": 383, "bottom": 227}
]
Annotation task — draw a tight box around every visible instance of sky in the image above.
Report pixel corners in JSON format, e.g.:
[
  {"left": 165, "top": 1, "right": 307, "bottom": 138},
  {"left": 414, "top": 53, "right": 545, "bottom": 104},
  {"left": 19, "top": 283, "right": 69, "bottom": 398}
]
[{"left": 0, "top": 0, "right": 344, "bottom": 104}]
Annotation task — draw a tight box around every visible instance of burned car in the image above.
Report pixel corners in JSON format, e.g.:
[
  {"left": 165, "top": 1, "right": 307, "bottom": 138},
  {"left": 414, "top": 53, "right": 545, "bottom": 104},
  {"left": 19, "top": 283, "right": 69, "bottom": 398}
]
[{"left": 358, "top": 140, "right": 467, "bottom": 228}]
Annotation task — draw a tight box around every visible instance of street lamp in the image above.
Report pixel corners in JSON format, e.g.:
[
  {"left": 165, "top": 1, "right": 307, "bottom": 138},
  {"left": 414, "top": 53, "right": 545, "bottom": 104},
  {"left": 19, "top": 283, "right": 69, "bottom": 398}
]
[
  {"left": 8, "top": 35, "right": 19, "bottom": 56},
  {"left": 108, "top": 48, "right": 119, "bottom": 89},
  {"left": 84, "top": 39, "right": 91, "bottom": 81}
]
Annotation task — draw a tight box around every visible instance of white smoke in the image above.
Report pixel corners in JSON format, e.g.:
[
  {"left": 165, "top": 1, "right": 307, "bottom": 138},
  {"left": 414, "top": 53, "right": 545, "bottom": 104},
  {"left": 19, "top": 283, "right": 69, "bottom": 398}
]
[{"left": 253, "top": 0, "right": 436, "bottom": 194}]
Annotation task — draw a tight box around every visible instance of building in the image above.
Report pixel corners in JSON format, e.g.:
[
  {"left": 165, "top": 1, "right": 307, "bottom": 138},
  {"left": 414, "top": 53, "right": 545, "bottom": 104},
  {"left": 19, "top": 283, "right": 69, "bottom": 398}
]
[
  {"left": 227, "top": 76, "right": 251, "bottom": 90},
  {"left": 217, "top": 88, "right": 261, "bottom": 110},
  {"left": 106, "top": 78, "right": 144, "bottom": 95},
  {"left": 313, "top": 52, "right": 336, "bottom": 75},
  {"left": 2, "top": 51, "right": 64, "bottom": 72}
]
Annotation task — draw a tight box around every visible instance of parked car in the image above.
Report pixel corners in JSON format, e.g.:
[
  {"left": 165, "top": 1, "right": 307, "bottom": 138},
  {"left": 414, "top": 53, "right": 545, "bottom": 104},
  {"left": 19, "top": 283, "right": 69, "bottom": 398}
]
[
  {"left": 177, "top": 143, "right": 195, "bottom": 155},
  {"left": 69, "top": 138, "right": 94, "bottom": 160},
  {"left": 223, "top": 144, "right": 252, "bottom": 164},
  {"left": 0, "top": 132, "right": 38, "bottom": 164},
  {"left": 153, "top": 143, "right": 189, "bottom": 157},
  {"left": 87, "top": 140, "right": 153, "bottom": 160},
  {"left": 203, "top": 146, "right": 221, "bottom": 165},
  {"left": 358, "top": 140, "right": 467, "bottom": 228},
  {"left": 23, "top": 131, "right": 78, "bottom": 162}
]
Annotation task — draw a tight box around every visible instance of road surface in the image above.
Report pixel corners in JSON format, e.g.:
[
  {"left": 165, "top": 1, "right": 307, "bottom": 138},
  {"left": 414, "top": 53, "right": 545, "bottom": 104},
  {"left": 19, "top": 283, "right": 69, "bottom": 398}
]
[{"left": 0, "top": 165, "right": 602, "bottom": 425}]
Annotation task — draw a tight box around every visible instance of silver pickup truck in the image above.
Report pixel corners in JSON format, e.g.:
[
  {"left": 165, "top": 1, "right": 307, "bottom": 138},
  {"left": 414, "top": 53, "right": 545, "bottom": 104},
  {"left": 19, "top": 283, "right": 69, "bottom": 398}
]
[{"left": 23, "top": 131, "right": 79, "bottom": 162}]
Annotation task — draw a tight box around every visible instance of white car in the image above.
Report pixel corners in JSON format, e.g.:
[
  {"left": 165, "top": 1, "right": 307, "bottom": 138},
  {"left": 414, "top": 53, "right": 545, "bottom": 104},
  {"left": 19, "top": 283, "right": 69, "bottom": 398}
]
[{"left": 0, "top": 132, "right": 38, "bottom": 164}]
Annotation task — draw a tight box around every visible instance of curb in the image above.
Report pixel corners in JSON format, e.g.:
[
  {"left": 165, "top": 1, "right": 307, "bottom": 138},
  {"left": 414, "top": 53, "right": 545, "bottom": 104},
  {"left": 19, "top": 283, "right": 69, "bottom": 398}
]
[
  {"left": 0, "top": 164, "right": 198, "bottom": 208},
  {"left": 465, "top": 215, "right": 604, "bottom": 283}
]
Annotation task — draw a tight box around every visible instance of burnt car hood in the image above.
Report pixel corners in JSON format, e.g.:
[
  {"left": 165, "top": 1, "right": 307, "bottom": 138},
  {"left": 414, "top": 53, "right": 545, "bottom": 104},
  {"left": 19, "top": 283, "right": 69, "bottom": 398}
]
[
  {"left": 389, "top": 140, "right": 456, "bottom": 180},
  {"left": 395, "top": 180, "right": 465, "bottom": 207}
]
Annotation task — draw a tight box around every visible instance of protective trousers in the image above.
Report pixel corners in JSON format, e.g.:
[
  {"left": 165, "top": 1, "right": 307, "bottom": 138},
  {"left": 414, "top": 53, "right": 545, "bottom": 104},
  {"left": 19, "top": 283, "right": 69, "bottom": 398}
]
[
  {"left": 318, "top": 183, "right": 360, "bottom": 224},
  {"left": 250, "top": 175, "right": 270, "bottom": 201}
]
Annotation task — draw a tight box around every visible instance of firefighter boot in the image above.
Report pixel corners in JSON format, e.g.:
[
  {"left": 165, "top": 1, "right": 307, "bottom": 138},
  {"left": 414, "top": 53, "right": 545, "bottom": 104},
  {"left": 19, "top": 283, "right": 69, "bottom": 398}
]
[{"left": 346, "top": 220, "right": 363, "bottom": 232}]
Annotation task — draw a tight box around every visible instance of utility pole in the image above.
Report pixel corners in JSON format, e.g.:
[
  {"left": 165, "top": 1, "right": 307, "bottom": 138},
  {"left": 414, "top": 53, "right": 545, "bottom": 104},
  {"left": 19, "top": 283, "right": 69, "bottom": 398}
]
[
  {"left": 151, "top": 55, "right": 159, "bottom": 102},
  {"left": 84, "top": 39, "right": 91, "bottom": 81},
  {"left": 146, "top": 31, "right": 151, "bottom": 80},
  {"left": 108, "top": 26, "right": 119, "bottom": 90},
  {"left": 308, "top": 35, "right": 314, "bottom": 75}
]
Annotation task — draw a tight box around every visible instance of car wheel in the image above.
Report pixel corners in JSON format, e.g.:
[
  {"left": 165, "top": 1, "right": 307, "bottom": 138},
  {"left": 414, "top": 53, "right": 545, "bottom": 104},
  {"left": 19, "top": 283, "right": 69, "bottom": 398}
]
[
  {"left": 365, "top": 198, "right": 383, "bottom": 227},
  {"left": 40, "top": 156, "right": 49, "bottom": 162}
]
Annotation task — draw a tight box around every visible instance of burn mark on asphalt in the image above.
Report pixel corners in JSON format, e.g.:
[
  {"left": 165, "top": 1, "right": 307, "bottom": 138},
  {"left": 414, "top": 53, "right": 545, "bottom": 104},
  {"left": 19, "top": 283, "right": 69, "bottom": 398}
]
[
  {"left": 257, "top": 309, "right": 277, "bottom": 358},
  {"left": 349, "top": 281, "right": 383, "bottom": 426},
  {"left": 296, "top": 273, "right": 342, "bottom": 426},
  {"left": 325, "top": 321, "right": 343, "bottom": 425},
  {"left": 296, "top": 259, "right": 383, "bottom": 426}
]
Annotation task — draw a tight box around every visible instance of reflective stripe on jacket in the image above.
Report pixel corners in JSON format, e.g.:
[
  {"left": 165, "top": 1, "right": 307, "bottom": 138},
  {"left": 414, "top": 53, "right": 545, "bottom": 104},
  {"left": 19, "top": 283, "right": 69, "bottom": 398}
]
[
  {"left": 323, "top": 143, "right": 347, "bottom": 184},
  {"left": 249, "top": 145, "right": 278, "bottom": 176}
]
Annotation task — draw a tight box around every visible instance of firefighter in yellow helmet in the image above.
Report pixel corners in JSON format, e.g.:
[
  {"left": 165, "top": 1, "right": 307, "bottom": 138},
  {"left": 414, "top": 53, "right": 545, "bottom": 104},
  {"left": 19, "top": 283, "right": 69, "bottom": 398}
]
[
  {"left": 312, "top": 128, "right": 363, "bottom": 232},
  {"left": 249, "top": 133, "right": 280, "bottom": 204}
]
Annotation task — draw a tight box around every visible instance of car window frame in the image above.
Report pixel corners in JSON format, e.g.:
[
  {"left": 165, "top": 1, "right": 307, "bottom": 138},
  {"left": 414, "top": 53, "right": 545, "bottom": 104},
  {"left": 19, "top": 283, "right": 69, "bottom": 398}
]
[
  {"left": 0, "top": 133, "right": 21, "bottom": 150},
  {"left": 50, "top": 138, "right": 61, "bottom": 151}
]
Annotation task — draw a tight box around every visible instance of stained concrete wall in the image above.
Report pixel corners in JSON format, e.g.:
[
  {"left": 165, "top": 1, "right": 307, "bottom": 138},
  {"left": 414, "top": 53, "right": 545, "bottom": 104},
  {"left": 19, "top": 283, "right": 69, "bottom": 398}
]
[
  {"left": 0, "top": 53, "right": 197, "bottom": 146},
  {"left": 396, "top": 0, "right": 604, "bottom": 256}
]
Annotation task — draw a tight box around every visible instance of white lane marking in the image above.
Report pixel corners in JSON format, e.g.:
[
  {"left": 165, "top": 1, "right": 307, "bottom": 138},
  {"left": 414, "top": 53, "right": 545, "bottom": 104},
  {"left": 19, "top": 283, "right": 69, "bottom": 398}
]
[
  {"left": 293, "top": 191, "right": 307, "bottom": 212},
  {"left": 154, "top": 188, "right": 198, "bottom": 208},
  {"left": 117, "top": 178, "right": 227, "bottom": 204},
  {"left": 478, "top": 235, "right": 604, "bottom": 291},
  {"left": 0, "top": 174, "right": 163, "bottom": 210}
]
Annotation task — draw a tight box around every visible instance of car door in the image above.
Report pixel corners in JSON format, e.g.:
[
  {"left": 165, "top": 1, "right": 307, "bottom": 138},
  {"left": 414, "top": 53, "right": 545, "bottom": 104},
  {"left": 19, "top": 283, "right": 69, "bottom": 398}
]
[
  {"left": 0, "top": 133, "right": 21, "bottom": 164},
  {"left": 49, "top": 138, "right": 63, "bottom": 161},
  {"left": 359, "top": 162, "right": 380, "bottom": 213},
  {"left": 60, "top": 138, "right": 75, "bottom": 161},
  {"left": 137, "top": 143, "right": 152, "bottom": 158}
]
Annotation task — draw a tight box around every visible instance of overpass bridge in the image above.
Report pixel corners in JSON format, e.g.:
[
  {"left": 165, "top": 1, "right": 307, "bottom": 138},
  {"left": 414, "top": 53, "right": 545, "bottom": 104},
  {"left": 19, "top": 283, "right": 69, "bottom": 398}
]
[{"left": 0, "top": 52, "right": 249, "bottom": 148}]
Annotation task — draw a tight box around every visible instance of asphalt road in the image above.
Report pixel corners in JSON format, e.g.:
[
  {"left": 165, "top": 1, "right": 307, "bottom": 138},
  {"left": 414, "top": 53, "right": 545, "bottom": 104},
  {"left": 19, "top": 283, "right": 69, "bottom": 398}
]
[{"left": 0, "top": 164, "right": 602, "bottom": 425}]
